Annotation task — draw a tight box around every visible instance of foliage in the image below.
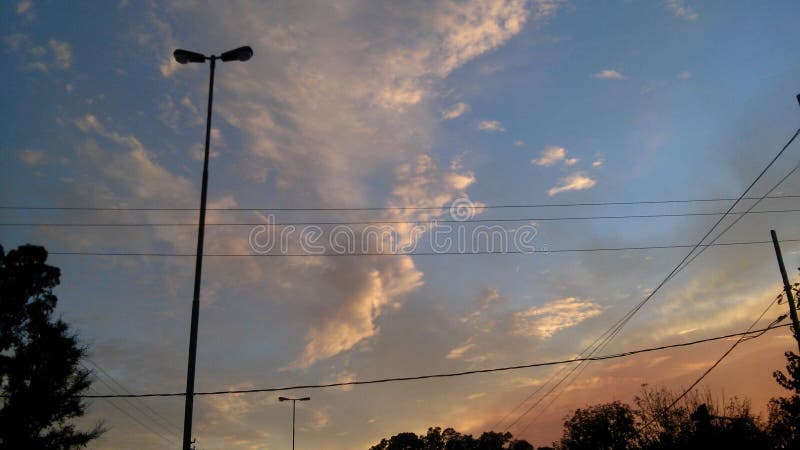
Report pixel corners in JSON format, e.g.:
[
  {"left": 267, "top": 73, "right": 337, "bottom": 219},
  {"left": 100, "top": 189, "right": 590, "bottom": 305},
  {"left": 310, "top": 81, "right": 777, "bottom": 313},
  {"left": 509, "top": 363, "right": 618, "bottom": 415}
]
[
  {"left": 0, "top": 244, "right": 103, "bottom": 448},
  {"left": 368, "top": 426, "right": 534, "bottom": 450},
  {"left": 769, "top": 350, "right": 800, "bottom": 448},
  {"left": 558, "top": 401, "right": 639, "bottom": 450},
  {"left": 633, "top": 385, "right": 769, "bottom": 450}
]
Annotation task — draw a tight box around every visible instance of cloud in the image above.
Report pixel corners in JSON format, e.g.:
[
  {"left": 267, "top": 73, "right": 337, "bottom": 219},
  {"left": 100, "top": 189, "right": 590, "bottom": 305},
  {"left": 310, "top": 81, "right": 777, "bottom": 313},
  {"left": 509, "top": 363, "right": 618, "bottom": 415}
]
[
  {"left": 442, "top": 102, "right": 470, "bottom": 120},
  {"left": 16, "top": 1, "right": 34, "bottom": 19},
  {"left": 138, "top": 0, "right": 529, "bottom": 372},
  {"left": 511, "top": 297, "right": 603, "bottom": 338},
  {"left": 73, "top": 114, "right": 194, "bottom": 202},
  {"left": 677, "top": 70, "right": 692, "bottom": 80},
  {"left": 477, "top": 120, "right": 505, "bottom": 132},
  {"left": 666, "top": 0, "right": 699, "bottom": 21},
  {"left": 447, "top": 341, "right": 477, "bottom": 359},
  {"left": 592, "top": 159, "right": 604, "bottom": 168},
  {"left": 19, "top": 149, "right": 45, "bottom": 165},
  {"left": 48, "top": 40, "right": 72, "bottom": 69},
  {"left": 3, "top": 35, "right": 72, "bottom": 71},
  {"left": 592, "top": 69, "right": 625, "bottom": 80},
  {"left": 564, "top": 157, "right": 579, "bottom": 166},
  {"left": 547, "top": 172, "right": 597, "bottom": 196},
  {"left": 531, "top": 146, "right": 566, "bottom": 166}
]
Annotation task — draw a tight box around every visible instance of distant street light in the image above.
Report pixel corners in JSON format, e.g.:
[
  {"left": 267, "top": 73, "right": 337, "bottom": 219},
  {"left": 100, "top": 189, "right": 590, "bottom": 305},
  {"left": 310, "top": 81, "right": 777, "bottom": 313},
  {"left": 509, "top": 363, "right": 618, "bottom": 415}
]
[
  {"left": 279, "top": 396, "right": 311, "bottom": 450},
  {"left": 173, "top": 45, "right": 253, "bottom": 450}
]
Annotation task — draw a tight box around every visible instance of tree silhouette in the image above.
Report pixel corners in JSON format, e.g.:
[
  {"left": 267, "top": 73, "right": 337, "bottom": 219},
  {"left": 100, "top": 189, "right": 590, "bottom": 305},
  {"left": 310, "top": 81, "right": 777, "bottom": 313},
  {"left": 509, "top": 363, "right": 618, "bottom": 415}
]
[
  {"left": 368, "top": 426, "right": 534, "bottom": 450},
  {"left": 0, "top": 244, "right": 103, "bottom": 448},
  {"left": 770, "top": 350, "right": 800, "bottom": 447},
  {"left": 559, "top": 401, "right": 639, "bottom": 450},
  {"left": 768, "top": 276, "right": 800, "bottom": 449}
]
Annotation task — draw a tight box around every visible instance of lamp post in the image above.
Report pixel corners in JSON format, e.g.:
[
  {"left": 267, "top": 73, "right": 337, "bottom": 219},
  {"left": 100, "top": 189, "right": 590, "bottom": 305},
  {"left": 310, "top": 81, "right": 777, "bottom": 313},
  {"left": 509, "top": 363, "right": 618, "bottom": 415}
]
[
  {"left": 173, "top": 45, "right": 253, "bottom": 450},
  {"left": 279, "top": 396, "right": 310, "bottom": 450}
]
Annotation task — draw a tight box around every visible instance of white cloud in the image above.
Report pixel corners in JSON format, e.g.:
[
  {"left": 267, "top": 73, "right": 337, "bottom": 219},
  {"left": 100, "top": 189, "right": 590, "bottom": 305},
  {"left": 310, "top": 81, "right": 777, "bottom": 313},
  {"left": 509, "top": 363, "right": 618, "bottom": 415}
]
[
  {"left": 113, "top": 0, "right": 550, "bottom": 374},
  {"left": 532, "top": 146, "right": 566, "bottom": 166},
  {"left": 477, "top": 120, "right": 505, "bottom": 132},
  {"left": 592, "top": 69, "right": 625, "bottom": 80},
  {"left": 512, "top": 297, "right": 603, "bottom": 338},
  {"left": 159, "top": 58, "right": 180, "bottom": 78},
  {"left": 48, "top": 39, "right": 72, "bottom": 69},
  {"left": 666, "top": 0, "right": 699, "bottom": 21},
  {"left": 547, "top": 172, "right": 597, "bottom": 196},
  {"left": 3, "top": 35, "right": 72, "bottom": 71},
  {"left": 447, "top": 341, "right": 477, "bottom": 359},
  {"left": 74, "top": 114, "right": 194, "bottom": 202},
  {"left": 677, "top": 70, "right": 692, "bottom": 80},
  {"left": 442, "top": 102, "right": 470, "bottom": 120},
  {"left": 564, "top": 157, "right": 579, "bottom": 166},
  {"left": 592, "top": 160, "right": 603, "bottom": 168}
]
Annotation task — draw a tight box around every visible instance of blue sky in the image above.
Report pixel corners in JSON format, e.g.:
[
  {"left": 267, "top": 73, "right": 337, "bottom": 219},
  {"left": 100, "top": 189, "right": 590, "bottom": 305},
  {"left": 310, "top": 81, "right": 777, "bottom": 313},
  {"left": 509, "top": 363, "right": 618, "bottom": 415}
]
[{"left": 3, "top": 1, "right": 800, "bottom": 449}]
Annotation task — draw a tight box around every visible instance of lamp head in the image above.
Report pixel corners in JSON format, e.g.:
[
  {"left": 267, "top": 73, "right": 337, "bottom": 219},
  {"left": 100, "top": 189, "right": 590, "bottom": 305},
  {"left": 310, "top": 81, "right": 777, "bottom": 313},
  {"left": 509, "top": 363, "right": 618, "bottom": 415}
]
[
  {"left": 220, "top": 46, "right": 253, "bottom": 62},
  {"left": 173, "top": 49, "right": 207, "bottom": 64}
]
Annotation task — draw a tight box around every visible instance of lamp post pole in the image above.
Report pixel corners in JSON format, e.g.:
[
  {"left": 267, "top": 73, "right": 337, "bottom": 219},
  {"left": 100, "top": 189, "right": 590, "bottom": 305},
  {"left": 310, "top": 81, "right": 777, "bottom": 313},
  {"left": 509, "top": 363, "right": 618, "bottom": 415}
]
[
  {"left": 279, "top": 396, "right": 310, "bottom": 450},
  {"left": 173, "top": 46, "right": 253, "bottom": 450}
]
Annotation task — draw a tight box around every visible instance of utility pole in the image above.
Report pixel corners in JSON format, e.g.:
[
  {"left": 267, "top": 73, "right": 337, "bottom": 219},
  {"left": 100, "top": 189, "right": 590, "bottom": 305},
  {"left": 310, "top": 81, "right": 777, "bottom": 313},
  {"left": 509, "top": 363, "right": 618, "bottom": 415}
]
[{"left": 771, "top": 229, "right": 800, "bottom": 353}]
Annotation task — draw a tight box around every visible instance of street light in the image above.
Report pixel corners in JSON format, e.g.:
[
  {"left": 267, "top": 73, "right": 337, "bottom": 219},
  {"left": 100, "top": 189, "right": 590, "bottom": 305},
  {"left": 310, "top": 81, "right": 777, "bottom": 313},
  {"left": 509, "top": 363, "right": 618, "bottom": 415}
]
[
  {"left": 279, "top": 396, "right": 311, "bottom": 450},
  {"left": 173, "top": 45, "right": 253, "bottom": 450}
]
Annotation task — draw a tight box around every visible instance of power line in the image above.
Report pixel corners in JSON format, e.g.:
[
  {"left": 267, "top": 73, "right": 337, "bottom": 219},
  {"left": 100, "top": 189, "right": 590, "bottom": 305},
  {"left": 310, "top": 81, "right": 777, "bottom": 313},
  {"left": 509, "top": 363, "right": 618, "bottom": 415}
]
[
  {"left": 674, "top": 156, "right": 800, "bottom": 277},
  {"left": 507, "top": 127, "right": 800, "bottom": 434},
  {"left": 510, "top": 157, "right": 800, "bottom": 434},
  {"left": 38, "top": 239, "right": 800, "bottom": 257},
  {"left": 62, "top": 324, "right": 787, "bottom": 399},
  {"left": 85, "top": 358, "right": 182, "bottom": 434},
  {"left": 87, "top": 386, "right": 178, "bottom": 446},
  {"left": 1, "top": 194, "right": 799, "bottom": 212},
  {"left": 2, "top": 208, "right": 800, "bottom": 227},
  {"left": 642, "top": 295, "right": 783, "bottom": 430}
]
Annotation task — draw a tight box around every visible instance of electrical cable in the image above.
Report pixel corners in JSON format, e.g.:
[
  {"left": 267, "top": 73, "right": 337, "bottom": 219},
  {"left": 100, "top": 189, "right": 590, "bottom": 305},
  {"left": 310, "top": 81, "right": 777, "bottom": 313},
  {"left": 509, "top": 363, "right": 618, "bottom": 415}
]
[
  {"left": 37, "top": 238, "right": 800, "bottom": 257},
  {"left": 2, "top": 208, "right": 800, "bottom": 227},
  {"left": 505, "top": 127, "right": 800, "bottom": 434},
  {"left": 33, "top": 324, "right": 787, "bottom": 400},
  {"left": 2, "top": 195, "right": 799, "bottom": 212}
]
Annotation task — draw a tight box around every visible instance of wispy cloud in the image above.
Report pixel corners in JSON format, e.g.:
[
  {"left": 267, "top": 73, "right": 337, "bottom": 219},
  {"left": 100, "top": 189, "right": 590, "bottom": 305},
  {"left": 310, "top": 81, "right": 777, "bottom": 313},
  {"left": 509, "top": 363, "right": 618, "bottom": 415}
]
[
  {"left": 447, "top": 341, "right": 477, "bottom": 359},
  {"left": 547, "top": 172, "right": 597, "bottom": 196},
  {"left": 592, "top": 69, "right": 625, "bottom": 80},
  {"left": 18, "top": 149, "right": 45, "bottom": 165},
  {"left": 512, "top": 297, "right": 603, "bottom": 338},
  {"left": 677, "top": 70, "right": 692, "bottom": 80},
  {"left": 442, "top": 102, "right": 470, "bottom": 120},
  {"left": 532, "top": 146, "right": 566, "bottom": 166},
  {"left": 16, "top": 1, "right": 34, "bottom": 20},
  {"left": 48, "top": 39, "right": 72, "bottom": 69},
  {"left": 477, "top": 120, "right": 505, "bottom": 132},
  {"left": 666, "top": 0, "right": 699, "bottom": 21}
]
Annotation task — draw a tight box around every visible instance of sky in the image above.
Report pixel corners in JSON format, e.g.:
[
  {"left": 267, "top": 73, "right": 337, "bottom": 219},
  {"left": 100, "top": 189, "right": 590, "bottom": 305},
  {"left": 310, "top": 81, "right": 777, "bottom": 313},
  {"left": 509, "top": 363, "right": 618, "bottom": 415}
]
[{"left": 2, "top": 0, "right": 800, "bottom": 449}]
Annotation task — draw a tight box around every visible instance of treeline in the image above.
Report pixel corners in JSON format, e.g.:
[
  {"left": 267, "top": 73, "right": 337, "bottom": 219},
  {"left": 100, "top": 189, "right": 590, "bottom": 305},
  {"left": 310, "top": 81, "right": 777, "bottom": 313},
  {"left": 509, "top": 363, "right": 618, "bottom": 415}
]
[{"left": 369, "top": 339, "right": 800, "bottom": 449}]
